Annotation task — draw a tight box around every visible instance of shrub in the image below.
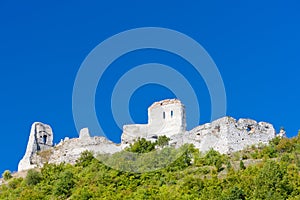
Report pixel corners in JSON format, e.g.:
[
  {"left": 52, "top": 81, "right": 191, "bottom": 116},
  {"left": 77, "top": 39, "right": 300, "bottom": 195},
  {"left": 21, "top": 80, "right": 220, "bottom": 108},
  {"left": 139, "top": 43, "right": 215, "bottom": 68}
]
[
  {"left": 8, "top": 177, "right": 23, "bottom": 189},
  {"left": 239, "top": 160, "right": 246, "bottom": 170},
  {"left": 242, "top": 154, "right": 248, "bottom": 160},
  {"left": 250, "top": 150, "right": 259, "bottom": 159},
  {"left": 226, "top": 161, "right": 232, "bottom": 170}
]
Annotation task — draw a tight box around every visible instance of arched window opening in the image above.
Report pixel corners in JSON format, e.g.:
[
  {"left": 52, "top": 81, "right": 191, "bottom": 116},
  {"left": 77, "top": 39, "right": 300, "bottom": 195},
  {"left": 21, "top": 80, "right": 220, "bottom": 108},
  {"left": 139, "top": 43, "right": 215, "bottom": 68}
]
[
  {"left": 247, "top": 126, "right": 252, "bottom": 132},
  {"left": 43, "top": 135, "right": 47, "bottom": 144},
  {"left": 171, "top": 110, "right": 173, "bottom": 118},
  {"left": 163, "top": 112, "right": 165, "bottom": 119}
]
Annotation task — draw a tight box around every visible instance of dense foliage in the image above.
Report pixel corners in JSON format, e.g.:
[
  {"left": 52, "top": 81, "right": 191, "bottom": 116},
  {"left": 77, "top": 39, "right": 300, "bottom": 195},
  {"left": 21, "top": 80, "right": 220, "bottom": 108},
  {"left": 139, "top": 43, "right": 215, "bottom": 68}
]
[
  {"left": 126, "top": 136, "right": 171, "bottom": 153},
  {"left": 2, "top": 132, "right": 300, "bottom": 199}
]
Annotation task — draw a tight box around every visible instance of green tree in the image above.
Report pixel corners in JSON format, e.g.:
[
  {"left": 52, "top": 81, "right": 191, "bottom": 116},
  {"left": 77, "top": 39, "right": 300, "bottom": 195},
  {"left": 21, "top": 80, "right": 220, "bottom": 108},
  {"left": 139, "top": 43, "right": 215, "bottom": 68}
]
[
  {"left": 225, "top": 186, "right": 245, "bottom": 200},
  {"left": 276, "top": 138, "right": 293, "bottom": 153},
  {"left": 126, "top": 138, "right": 156, "bottom": 153},
  {"left": 2, "top": 170, "right": 12, "bottom": 181},
  {"left": 76, "top": 150, "right": 95, "bottom": 167},
  {"left": 204, "top": 149, "right": 224, "bottom": 171},
  {"left": 167, "top": 144, "right": 194, "bottom": 171},
  {"left": 25, "top": 169, "right": 42, "bottom": 186},
  {"left": 252, "top": 161, "right": 288, "bottom": 199},
  {"left": 71, "top": 186, "right": 93, "bottom": 200},
  {"left": 156, "top": 135, "right": 170, "bottom": 148},
  {"left": 53, "top": 170, "right": 75, "bottom": 197}
]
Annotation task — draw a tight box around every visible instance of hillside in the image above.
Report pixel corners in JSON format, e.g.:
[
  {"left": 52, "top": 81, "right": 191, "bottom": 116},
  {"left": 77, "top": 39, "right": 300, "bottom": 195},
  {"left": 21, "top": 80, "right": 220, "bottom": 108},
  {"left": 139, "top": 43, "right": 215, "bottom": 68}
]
[{"left": 1, "top": 132, "right": 300, "bottom": 199}]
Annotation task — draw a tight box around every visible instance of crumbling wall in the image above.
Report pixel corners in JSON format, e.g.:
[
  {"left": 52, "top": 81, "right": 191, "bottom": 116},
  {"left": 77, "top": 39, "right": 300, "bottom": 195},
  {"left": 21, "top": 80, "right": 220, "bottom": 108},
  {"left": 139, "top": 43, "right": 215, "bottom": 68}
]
[
  {"left": 18, "top": 127, "right": 121, "bottom": 171},
  {"left": 174, "top": 117, "right": 276, "bottom": 154},
  {"left": 47, "top": 128, "right": 121, "bottom": 166},
  {"left": 121, "top": 124, "right": 148, "bottom": 144}
]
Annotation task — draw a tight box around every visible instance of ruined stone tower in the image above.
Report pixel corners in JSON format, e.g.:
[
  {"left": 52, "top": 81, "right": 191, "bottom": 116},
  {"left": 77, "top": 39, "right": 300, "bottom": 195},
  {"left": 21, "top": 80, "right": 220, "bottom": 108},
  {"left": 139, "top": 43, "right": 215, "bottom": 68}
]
[
  {"left": 147, "top": 99, "right": 186, "bottom": 137},
  {"left": 122, "top": 99, "right": 186, "bottom": 144},
  {"left": 18, "top": 122, "right": 53, "bottom": 171}
]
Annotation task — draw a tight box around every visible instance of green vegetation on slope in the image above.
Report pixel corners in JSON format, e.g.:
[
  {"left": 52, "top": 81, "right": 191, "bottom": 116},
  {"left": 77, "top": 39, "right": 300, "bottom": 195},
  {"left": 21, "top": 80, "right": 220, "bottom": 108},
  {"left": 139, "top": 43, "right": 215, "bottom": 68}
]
[{"left": 2, "top": 132, "right": 300, "bottom": 199}]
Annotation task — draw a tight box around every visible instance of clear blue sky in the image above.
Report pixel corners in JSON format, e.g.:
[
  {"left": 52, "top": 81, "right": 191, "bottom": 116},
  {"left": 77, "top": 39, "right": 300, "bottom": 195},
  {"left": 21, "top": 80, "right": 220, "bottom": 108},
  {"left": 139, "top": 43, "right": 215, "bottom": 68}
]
[{"left": 0, "top": 1, "right": 299, "bottom": 173}]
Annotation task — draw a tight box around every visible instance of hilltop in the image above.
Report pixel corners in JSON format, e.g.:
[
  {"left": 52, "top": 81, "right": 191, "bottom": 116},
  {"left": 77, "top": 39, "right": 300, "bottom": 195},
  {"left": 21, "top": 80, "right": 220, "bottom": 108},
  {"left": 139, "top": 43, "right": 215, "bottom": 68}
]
[{"left": 1, "top": 132, "right": 300, "bottom": 199}]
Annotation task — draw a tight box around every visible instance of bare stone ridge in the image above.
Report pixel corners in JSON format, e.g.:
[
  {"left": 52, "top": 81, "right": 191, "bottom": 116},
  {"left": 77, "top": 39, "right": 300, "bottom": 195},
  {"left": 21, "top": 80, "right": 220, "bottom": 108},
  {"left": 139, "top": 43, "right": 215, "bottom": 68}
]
[{"left": 18, "top": 99, "right": 281, "bottom": 171}]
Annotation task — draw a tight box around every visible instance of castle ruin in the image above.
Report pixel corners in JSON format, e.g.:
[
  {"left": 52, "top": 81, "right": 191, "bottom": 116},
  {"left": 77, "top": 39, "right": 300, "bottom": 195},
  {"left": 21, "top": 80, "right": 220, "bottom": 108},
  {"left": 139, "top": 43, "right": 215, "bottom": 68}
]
[{"left": 18, "top": 99, "right": 279, "bottom": 171}]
